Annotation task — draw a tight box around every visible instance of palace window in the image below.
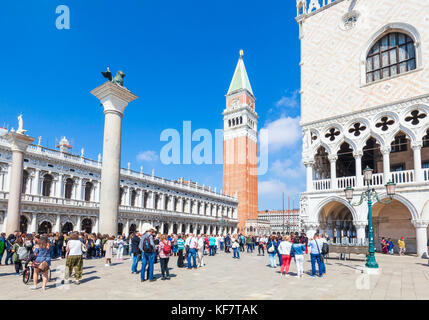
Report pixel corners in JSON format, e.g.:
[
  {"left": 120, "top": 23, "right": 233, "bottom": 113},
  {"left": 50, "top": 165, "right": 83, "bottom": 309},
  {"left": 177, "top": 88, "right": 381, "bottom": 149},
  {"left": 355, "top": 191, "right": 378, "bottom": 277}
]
[
  {"left": 391, "top": 135, "right": 408, "bottom": 153},
  {"left": 366, "top": 32, "right": 416, "bottom": 83},
  {"left": 22, "top": 170, "right": 29, "bottom": 194},
  {"left": 65, "top": 178, "right": 74, "bottom": 199},
  {"left": 423, "top": 130, "right": 429, "bottom": 148},
  {"left": 42, "top": 174, "right": 53, "bottom": 197},
  {"left": 84, "top": 182, "right": 93, "bottom": 201}
]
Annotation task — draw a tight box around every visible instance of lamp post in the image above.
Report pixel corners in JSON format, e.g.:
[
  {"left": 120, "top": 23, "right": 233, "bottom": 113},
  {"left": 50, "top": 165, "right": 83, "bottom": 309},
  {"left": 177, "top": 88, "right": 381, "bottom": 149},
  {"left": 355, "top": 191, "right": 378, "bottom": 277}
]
[{"left": 344, "top": 166, "right": 396, "bottom": 269}]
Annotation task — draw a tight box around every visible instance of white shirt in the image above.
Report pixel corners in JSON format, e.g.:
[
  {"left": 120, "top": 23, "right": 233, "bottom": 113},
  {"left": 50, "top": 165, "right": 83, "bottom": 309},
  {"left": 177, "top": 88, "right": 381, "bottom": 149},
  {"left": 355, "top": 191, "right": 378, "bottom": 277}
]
[
  {"left": 278, "top": 241, "right": 292, "bottom": 255},
  {"left": 68, "top": 240, "right": 83, "bottom": 256},
  {"left": 197, "top": 238, "right": 205, "bottom": 250},
  {"left": 185, "top": 236, "right": 198, "bottom": 249}
]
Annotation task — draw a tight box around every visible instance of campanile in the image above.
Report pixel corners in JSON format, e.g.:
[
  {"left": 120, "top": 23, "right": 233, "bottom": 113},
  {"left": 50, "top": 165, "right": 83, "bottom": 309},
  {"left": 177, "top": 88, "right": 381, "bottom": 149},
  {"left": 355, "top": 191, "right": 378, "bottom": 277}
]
[{"left": 223, "top": 50, "right": 258, "bottom": 234}]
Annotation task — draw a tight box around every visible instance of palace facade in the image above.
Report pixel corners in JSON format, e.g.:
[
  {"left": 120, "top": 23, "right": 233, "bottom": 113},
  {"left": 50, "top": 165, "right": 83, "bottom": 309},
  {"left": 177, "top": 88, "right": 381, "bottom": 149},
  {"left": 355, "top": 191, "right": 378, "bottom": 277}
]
[
  {"left": 0, "top": 136, "right": 238, "bottom": 235},
  {"left": 297, "top": 0, "right": 429, "bottom": 256}
]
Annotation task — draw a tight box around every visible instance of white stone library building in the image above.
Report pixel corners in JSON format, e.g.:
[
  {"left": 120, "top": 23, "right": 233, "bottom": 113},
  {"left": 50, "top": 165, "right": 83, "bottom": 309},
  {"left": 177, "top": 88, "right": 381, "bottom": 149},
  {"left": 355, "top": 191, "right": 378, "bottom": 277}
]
[
  {"left": 297, "top": 0, "right": 429, "bottom": 256},
  {"left": 0, "top": 135, "right": 238, "bottom": 235}
]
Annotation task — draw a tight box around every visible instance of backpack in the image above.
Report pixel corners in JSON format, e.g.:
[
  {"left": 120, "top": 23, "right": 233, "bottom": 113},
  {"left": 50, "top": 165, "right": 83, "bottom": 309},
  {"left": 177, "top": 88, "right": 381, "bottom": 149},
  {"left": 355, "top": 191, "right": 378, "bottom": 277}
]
[
  {"left": 162, "top": 241, "right": 171, "bottom": 255},
  {"left": 322, "top": 242, "right": 329, "bottom": 255},
  {"left": 17, "top": 245, "right": 28, "bottom": 261},
  {"left": 142, "top": 237, "right": 154, "bottom": 253}
]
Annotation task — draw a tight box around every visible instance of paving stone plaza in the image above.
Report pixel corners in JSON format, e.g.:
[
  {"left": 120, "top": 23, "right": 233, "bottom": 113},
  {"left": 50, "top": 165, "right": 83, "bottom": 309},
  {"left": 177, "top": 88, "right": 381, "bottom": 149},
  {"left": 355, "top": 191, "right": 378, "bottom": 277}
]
[{"left": 1, "top": 251, "right": 428, "bottom": 300}]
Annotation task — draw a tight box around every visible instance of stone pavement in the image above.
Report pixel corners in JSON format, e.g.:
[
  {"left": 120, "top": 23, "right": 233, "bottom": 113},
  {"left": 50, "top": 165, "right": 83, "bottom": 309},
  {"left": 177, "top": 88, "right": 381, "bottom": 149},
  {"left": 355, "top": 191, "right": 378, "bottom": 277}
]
[{"left": 1, "top": 250, "right": 428, "bottom": 300}]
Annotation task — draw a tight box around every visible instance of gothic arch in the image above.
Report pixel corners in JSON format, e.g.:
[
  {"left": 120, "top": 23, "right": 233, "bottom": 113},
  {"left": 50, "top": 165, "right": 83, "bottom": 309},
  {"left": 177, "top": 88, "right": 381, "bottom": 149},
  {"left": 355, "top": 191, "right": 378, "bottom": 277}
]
[
  {"left": 421, "top": 200, "right": 429, "bottom": 221},
  {"left": 314, "top": 196, "right": 358, "bottom": 222},
  {"left": 387, "top": 126, "right": 416, "bottom": 145},
  {"left": 375, "top": 193, "right": 419, "bottom": 221},
  {"left": 360, "top": 22, "right": 423, "bottom": 85}
]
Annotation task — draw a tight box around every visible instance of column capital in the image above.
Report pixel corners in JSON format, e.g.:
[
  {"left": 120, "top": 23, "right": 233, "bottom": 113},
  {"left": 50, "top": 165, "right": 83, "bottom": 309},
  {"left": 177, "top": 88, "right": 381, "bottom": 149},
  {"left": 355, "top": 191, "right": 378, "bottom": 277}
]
[
  {"left": 303, "top": 159, "right": 315, "bottom": 166},
  {"left": 353, "top": 150, "right": 364, "bottom": 158},
  {"left": 381, "top": 146, "right": 391, "bottom": 155},
  {"left": 4, "top": 132, "right": 35, "bottom": 153},
  {"left": 328, "top": 154, "right": 338, "bottom": 162},
  {"left": 411, "top": 141, "right": 423, "bottom": 150},
  {"left": 90, "top": 81, "right": 138, "bottom": 115},
  {"left": 353, "top": 221, "right": 367, "bottom": 228},
  {"left": 412, "top": 220, "right": 429, "bottom": 228}
]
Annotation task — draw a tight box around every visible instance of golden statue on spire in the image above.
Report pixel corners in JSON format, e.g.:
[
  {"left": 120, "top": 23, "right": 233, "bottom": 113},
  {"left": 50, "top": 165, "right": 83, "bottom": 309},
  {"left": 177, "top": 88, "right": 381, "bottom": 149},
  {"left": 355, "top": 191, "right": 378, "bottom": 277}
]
[{"left": 239, "top": 49, "right": 244, "bottom": 57}]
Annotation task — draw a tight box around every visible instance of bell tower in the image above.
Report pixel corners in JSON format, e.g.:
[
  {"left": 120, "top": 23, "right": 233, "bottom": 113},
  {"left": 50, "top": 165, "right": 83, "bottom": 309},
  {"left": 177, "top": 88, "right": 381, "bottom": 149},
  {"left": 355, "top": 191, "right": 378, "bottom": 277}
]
[{"left": 223, "top": 50, "right": 259, "bottom": 234}]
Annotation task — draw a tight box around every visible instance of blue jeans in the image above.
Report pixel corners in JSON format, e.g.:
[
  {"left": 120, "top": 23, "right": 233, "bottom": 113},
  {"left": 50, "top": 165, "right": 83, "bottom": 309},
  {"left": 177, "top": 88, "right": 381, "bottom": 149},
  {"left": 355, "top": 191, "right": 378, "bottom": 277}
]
[
  {"left": 233, "top": 247, "right": 240, "bottom": 258},
  {"left": 310, "top": 253, "right": 323, "bottom": 276},
  {"left": 187, "top": 248, "right": 197, "bottom": 268},
  {"left": 214, "top": 245, "right": 217, "bottom": 254},
  {"left": 56, "top": 245, "right": 62, "bottom": 258},
  {"left": 268, "top": 252, "right": 276, "bottom": 267},
  {"left": 320, "top": 255, "right": 326, "bottom": 274},
  {"left": 140, "top": 252, "right": 155, "bottom": 280},
  {"left": 95, "top": 245, "right": 101, "bottom": 258},
  {"left": 5, "top": 250, "right": 13, "bottom": 265},
  {"left": 0, "top": 250, "right": 4, "bottom": 264},
  {"left": 278, "top": 253, "right": 282, "bottom": 266},
  {"left": 209, "top": 245, "right": 215, "bottom": 256},
  {"left": 132, "top": 254, "right": 141, "bottom": 273},
  {"left": 220, "top": 242, "right": 224, "bottom": 251},
  {"left": 247, "top": 244, "right": 253, "bottom": 253}
]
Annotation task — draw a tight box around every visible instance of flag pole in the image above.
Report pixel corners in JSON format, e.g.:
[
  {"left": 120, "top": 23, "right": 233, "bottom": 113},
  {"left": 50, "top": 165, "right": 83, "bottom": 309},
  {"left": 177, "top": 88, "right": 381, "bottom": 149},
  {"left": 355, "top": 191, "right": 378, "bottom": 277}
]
[{"left": 282, "top": 192, "right": 285, "bottom": 235}]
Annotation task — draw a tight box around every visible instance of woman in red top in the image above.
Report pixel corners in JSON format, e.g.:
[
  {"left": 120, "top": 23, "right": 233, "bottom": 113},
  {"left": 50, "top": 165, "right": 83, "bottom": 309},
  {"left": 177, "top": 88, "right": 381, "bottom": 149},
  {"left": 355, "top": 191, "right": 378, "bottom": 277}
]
[{"left": 158, "top": 234, "right": 171, "bottom": 280}]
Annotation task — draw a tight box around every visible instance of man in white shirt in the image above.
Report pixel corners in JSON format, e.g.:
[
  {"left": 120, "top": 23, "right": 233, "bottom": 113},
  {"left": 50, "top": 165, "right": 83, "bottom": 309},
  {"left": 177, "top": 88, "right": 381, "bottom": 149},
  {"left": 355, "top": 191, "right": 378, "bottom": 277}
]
[
  {"left": 197, "top": 235, "right": 205, "bottom": 267},
  {"left": 185, "top": 233, "right": 198, "bottom": 269}
]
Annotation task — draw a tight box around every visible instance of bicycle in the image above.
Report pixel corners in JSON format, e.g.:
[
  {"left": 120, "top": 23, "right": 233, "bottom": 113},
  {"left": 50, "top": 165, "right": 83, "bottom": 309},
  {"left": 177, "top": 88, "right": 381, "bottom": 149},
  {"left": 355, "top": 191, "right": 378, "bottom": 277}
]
[{"left": 22, "top": 261, "right": 52, "bottom": 285}]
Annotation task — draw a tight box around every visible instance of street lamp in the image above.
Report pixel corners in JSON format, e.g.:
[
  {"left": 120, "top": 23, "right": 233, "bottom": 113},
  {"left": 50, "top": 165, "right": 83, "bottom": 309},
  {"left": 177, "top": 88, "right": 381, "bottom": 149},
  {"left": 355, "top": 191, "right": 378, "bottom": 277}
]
[{"left": 343, "top": 166, "right": 396, "bottom": 269}]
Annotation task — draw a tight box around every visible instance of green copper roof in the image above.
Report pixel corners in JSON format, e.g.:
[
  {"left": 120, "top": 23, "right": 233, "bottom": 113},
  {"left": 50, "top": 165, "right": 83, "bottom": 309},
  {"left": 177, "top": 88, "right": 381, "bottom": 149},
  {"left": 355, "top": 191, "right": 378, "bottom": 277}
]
[{"left": 227, "top": 54, "right": 254, "bottom": 96}]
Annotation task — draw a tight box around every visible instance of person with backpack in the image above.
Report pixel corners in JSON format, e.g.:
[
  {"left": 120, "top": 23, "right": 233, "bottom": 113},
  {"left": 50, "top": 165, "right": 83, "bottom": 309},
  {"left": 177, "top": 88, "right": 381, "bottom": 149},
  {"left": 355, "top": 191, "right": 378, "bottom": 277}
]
[
  {"left": 308, "top": 233, "right": 325, "bottom": 277},
  {"left": 139, "top": 228, "right": 156, "bottom": 282},
  {"left": 131, "top": 232, "right": 142, "bottom": 274},
  {"left": 158, "top": 234, "right": 171, "bottom": 280},
  {"left": 11, "top": 237, "right": 27, "bottom": 275},
  {"left": 185, "top": 233, "right": 198, "bottom": 269},
  {"left": 266, "top": 235, "right": 277, "bottom": 268}
]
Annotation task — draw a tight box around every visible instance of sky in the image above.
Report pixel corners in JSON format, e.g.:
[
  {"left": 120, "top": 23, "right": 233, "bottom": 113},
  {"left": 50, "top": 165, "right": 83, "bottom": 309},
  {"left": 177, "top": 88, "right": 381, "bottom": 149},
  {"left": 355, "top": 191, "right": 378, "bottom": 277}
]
[{"left": 0, "top": 0, "right": 304, "bottom": 210}]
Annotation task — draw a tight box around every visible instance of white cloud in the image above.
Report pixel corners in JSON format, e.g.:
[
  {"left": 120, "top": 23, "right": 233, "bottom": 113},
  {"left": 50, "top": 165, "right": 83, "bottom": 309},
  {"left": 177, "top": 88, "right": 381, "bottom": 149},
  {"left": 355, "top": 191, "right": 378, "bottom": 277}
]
[
  {"left": 275, "top": 90, "right": 299, "bottom": 108},
  {"left": 270, "top": 159, "right": 305, "bottom": 179},
  {"left": 136, "top": 150, "right": 158, "bottom": 162},
  {"left": 259, "top": 179, "right": 287, "bottom": 197},
  {"left": 262, "top": 116, "right": 301, "bottom": 152}
]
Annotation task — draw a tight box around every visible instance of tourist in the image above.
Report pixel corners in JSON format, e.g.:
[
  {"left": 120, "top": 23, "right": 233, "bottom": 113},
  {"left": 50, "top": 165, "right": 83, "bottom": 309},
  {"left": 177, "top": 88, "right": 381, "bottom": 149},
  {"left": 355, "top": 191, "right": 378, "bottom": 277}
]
[
  {"left": 225, "top": 234, "right": 231, "bottom": 253},
  {"left": 239, "top": 234, "right": 245, "bottom": 252},
  {"left": 139, "top": 228, "right": 156, "bottom": 282},
  {"left": 158, "top": 234, "right": 171, "bottom": 280},
  {"left": 219, "top": 235, "right": 225, "bottom": 251},
  {"left": 11, "top": 237, "right": 26, "bottom": 275},
  {"left": 258, "top": 236, "right": 265, "bottom": 256},
  {"left": 116, "top": 235, "right": 126, "bottom": 261},
  {"left": 381, "top": 237, "right": 388, "bottom": 254},
  {"left": 387, "top": 238, "right": 394, "bottom": 255},
  {"left": 171, "top": 234, "right": 178, "bottom": 257},
  {"left": 231, "top": 234, "right": 240, "bottom": 259},
  {"left": 197, "top": 234, "right": 205, "bottom": 267},
  {"left": 246, "top": 236, "right": 253, "bottom": 253},
  {"left": 5, "top": 234, "right": 15, "bottom": 265},
  {"left": 291, "top": 237, "right": 305, "bottom": 278},
  {"left": 177, "top": 234, "right": 185, "bottom": 268},
  {"left": 398, "top": 237, "right": 406, "bottom": 256},
  {"left": 101, "top": 235, "right": 108, "bottom": 258},
  {"left": 131, "top": 232, "right": 142, "bottom": 274},
  {"left": 95, "top": 235, "right": 102, "bottom": 259},
  {"left": 276, "top": 236, "right": 283, "bottom": 267},
  {"left": 30, "top": 236, "right": 51, "bottom": 291},
  {"left": 308, "top": 233, "right": 324, "bottom": 277},
  {"left": 278, "top": 235, "right": 292, "bottom": 277},
  {"left": 209, "top": 235, "right": 216, "bottom": 256},
  {"left": 267, "top": 235, "right": 278, "bottom": 268},
  {"left": 0, "top": 233, "right": 5, "bottom": 265},
  {"left": 185, "top": 233, "right": 198, "bottom": 269},
  {"left": 64, "top": 232, "right": 85, "bottom": 285},
  {"left": 104, "top": 235, "right": 114, "bottom": 266}
]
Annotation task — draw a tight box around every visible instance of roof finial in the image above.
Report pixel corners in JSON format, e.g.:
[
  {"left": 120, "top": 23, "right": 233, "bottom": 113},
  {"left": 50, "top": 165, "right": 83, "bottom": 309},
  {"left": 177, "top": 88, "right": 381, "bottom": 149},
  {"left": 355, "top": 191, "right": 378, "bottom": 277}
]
[{"left": 239, "top": 49, "right": 244, "bottom": 57}]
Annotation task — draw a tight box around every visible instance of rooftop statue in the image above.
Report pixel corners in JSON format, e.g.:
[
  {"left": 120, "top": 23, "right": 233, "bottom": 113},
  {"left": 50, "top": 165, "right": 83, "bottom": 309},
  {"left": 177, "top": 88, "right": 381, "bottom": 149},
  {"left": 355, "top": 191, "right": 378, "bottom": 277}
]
[
  {"left": 101, "top": 67, "right": 126, "bottom": 87},
  {"left": 16, "top": 114, "right": 27, "bottom": 135}
]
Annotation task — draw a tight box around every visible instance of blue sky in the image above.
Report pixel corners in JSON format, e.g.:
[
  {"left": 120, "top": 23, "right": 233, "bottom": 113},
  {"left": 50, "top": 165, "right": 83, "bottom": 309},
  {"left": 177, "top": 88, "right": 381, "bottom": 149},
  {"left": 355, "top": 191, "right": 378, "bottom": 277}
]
[{"left": 0, "top": 0, "right": 304, "bottom": 210}]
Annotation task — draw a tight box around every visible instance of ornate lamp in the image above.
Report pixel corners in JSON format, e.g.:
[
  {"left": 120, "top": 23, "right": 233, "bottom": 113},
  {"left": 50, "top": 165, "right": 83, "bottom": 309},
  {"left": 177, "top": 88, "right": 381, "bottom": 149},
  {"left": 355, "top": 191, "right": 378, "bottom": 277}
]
[
  {"left": 344, "top": 186, "right": 354, "bottom": 201},
  {"left": 385, "top": 181, "right": 396, "bottom": 197},
  {"left": 363, "top": 166, "right": 373, "bottom": 183}
]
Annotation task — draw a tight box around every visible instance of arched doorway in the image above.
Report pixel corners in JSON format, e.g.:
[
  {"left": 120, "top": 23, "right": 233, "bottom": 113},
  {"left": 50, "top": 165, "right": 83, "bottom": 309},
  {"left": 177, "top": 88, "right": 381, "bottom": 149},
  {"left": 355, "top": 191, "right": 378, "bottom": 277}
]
[
  {"left": 129, "top": 223, "right": 137, "bottom": 233},
  {"left": 118, "top": 223, "right": 124, "bottom": 235},
  {"left": 81, "top": 218, "right": 92, "bottom": 233},
  {"left": 62, "top": 222, "right": 73, "bottom": 233},
  {"left": 20, "top": 215, "right": 28, "bottom": 233},
  {"left": 38, "top": 221, "right": 52, "bottom": 234},
  {"left": 373, "top": 198, "right": 415, "bottom": 253},
  {"left": 318, "top": 200, "right": 356, "bottom": 243}
]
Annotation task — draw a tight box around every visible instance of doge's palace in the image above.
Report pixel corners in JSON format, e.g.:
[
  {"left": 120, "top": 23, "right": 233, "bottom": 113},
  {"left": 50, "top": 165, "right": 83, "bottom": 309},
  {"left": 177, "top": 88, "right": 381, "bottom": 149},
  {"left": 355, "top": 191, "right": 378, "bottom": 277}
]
[
  {"left": 0, "top": 135, "right": 238, "bottom": 236},
  {"left": 297, "top": 0, "right": 429, "bottom": 256}
]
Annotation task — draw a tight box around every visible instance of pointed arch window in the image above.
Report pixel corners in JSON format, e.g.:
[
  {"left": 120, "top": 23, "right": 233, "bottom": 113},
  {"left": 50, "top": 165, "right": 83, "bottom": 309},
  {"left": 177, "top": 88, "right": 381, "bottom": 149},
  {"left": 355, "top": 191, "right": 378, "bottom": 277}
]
[{"left": 366, "top": 32, "right": 416, "bottom": 83}]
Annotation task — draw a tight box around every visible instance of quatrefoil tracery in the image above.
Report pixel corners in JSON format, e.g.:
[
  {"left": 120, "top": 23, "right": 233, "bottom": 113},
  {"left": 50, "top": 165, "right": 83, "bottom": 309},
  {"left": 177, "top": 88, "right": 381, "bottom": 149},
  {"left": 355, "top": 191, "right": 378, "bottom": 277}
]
[
  {"left": 348, "top": 123, "right": 367, "bottom": 137},
  {"left": 325, "top": 128, "right": 341, "bottom": 141},
  {"left": 405, "top": 110, "right": 427, "bottom": 126},
  {"left": 375, "top": 116, "right": 395, "bottom": 131}
]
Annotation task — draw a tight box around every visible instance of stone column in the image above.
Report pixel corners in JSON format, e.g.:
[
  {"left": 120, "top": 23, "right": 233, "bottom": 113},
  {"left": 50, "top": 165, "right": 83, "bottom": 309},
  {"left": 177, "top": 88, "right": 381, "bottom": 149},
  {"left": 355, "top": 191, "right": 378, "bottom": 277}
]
[
  {"left": 56, "top": 174, "right": 63, "bottom": 198},
  {"left": 32, "top": 168, "right": 40, "bottom": 195},
  {"left": 168, "top": 222, "right": 173, "bottom": 235},
  {"left": 94, "top": 217, "right": 99, "bottom": 233},
  {"left": 91, "top": 81, "right": 138, "bottom": 236},
  {"left": 30, "top": 213, "right": 37, "bottom": 233},
  {"left": 412, "top": 220, "right": 429, "bottom": 257},
  {"left": 151, "top": 192, "right": 156, "bottom": 209},
  {"left": 124, "top": 219, "right": 129, "bottom": 235},
  {"left": 185, "top": 223, "right": 190, "bottom": 234},
  {"left": 75, "top": 178, "right": 83, "bottom": 201},
  {"left": 354, "top": 221, "right": 367, "bottom": 245},
  {"left": 354, "top": 151, "right": 363, "bottom": 187},
  {"left": 381, "top": 146, "right": 391, "bottom": 184},
  {"left": 54, "top": 214, "right": 61, "bottom": 232},
  {"left": 412, "top": 142, "right": 423, "bottom": 182},
  {"left": 304, "top": 160, "right": 314, "bottom": 192},
  {"left": 75, "top": 216, "right": 82, "bottom": 232},
  {"left": 4, "top": 131, "right": 35, "bottom": 234},
  {"left": 328, "top": 155, "right": 337, "bottom": 189}
]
